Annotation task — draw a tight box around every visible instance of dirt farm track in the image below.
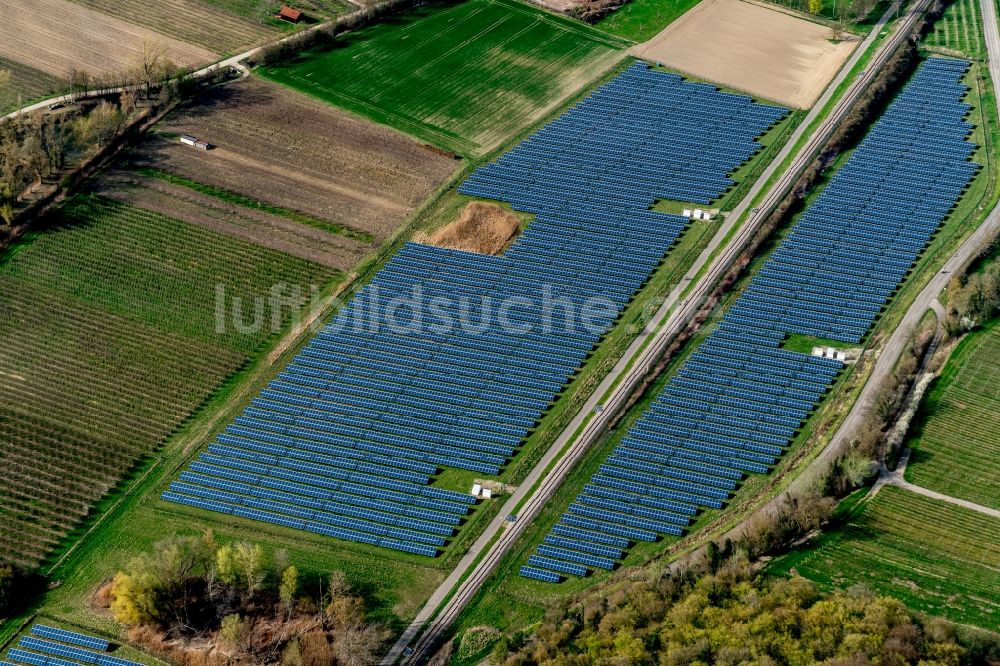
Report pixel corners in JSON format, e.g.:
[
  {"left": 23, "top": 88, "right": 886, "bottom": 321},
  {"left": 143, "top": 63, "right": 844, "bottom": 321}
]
[
  {"left": 98, "top": 78, "right": 458, "bottom": 270},
  {"left": 634, "top": 0, "right": 858, "bottom": 108},
  {"left": 0, "top": 0, "right": 214, "bottom": 78}
]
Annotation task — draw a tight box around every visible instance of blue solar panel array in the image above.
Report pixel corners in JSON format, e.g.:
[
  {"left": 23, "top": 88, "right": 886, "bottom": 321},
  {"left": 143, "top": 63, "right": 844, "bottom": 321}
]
[
  {"left": 523, "top": 58, "right": 979, "bottom": 581},
  {"left": 461, "top": 62, "right": 787, "bottom": 207},
  {"left": 164, "top": 62, "right": 787, "bottom": 556},
  {"left": 29, "top": 628, "right": 107, "bottom": 653},
  {"left": 3, "top": 625, "right": 142, "bottom": 666}
]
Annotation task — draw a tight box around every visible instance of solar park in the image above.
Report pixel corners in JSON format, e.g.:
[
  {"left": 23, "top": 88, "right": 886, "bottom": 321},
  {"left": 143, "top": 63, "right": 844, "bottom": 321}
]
[
  {"left": 162, "top": 62, "right": 787, "bottom": 557},
  {"left": 521, "top": 57, "right": 980, "bottom": 582},
  {"left": 1, "top": 625, "right": 143, "bottom": 666}
]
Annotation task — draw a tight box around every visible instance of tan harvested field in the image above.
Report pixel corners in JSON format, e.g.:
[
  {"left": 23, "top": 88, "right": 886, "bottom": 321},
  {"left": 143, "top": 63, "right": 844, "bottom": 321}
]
[
  {"left": 416, "top": 202, "right": 521, "bottom": 255},
  {"left": 0, "top": 0, "right": 215, "bottom": 78},
  {"left": 634, "top": 0, "right": 858, "bottom": 108},
  {"left": 136, "top": 77, "right": 458, "bottom": 241},
  {"left": 70, "top": 0, "right": 276, "bottom": 55}
]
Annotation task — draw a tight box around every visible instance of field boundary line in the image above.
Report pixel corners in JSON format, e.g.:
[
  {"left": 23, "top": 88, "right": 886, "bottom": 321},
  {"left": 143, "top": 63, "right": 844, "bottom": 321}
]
[
  {"left": 878, "top": 451, "right": 1000, "bottom": 519},
  {"left": 44, "top": 457, "right": 163, "bottom": 576}
]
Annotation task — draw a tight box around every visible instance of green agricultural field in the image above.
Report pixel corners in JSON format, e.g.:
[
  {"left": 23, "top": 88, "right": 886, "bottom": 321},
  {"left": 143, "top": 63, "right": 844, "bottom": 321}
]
[
  {"left": 771, "top": 486, "right": 1000, "bottom": 629},
  {"left": 596, "top": 0, "right": 701, "bottom": 42},
  {"left": 259, "top": 0, "right": 629, "bottom": 156},
  {"left": 0, "top": 57, "right": 64, "bottom": 115},
  {"left": 905, "top": 321, "right": 1000, "bottom": 509},
  {"left": 924, "top": 0, "right": 985, "bottom": 59},
  {"left": 0, "top": 195, "right": 339, "bottom": 567}
]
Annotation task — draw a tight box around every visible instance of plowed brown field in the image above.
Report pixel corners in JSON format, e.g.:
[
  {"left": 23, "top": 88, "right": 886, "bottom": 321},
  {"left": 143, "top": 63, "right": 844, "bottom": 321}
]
[
  {"left": 135, "top": 78, "right": 458, "bottom": 242},
  {"left": 0, "top": 0, "right": 214, "bottom": 78},
  {"left": 70, "top": 0, "right": 276, "bottom": 55}
]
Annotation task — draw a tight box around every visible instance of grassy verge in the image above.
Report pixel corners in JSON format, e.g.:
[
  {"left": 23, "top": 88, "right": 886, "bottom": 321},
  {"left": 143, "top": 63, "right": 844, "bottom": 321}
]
[{"left": 595, "top": 0, "right": 700, "bottom": 42}]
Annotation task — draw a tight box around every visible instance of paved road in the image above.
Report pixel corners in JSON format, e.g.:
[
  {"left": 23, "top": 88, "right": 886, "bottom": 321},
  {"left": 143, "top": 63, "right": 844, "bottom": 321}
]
[
  {"left": 807, "top": 131, "right": 1000, "bottom": 481},
  {"left": 384, "top": 2, "right": 928, "bottom": 662},
  {"left": 703, "top": 0, "right": 1000, "bottom": 564},
  {"left": 0, "top": 11, "right": 359, "bottom": 121}
]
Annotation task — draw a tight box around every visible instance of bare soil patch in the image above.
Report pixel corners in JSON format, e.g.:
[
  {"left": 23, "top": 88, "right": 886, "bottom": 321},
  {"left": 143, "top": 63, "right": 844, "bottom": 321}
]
[
  {"left": 140, "top": 77, "right": 458, "bottom": 241},
  {"left": 633, "top": 0, "right": 858, "bottom": 108},
  {"left": 528, "top": 0, "right": 584, "bottom": 12},
  {"left": 415, "top": 202, "right": 521, "bottom": 256},
  {"left": 0, "top": 0, "right": 214, "bottom": 78}
]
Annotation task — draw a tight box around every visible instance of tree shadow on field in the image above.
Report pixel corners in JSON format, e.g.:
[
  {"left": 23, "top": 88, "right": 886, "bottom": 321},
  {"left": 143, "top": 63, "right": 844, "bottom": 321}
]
[
  {"left": 168, "top": 78, "right": 280, "bottom": 123},
  {"left": 296, "top": 568, "right": 407, "bottom": 631},
  {"left": 905, "top": 446, "right": 937, "bottom": 471},
  {"left": 285, "top": 0, "right": 467, "bottom": 60}
]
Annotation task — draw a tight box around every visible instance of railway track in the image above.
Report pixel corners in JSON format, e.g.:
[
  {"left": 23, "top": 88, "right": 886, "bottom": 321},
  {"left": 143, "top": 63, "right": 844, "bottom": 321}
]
[{"left": 384, "top": 0, "right": 933, "bottom": 662}]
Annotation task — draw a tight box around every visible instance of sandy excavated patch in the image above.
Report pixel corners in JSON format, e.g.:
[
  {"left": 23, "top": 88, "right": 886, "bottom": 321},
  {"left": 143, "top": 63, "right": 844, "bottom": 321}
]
[
  {"left": 634, "top": 0, "right": 858, "bottom": 108},
  {"left": 0, "top": 0, "right": 214, "bottom": 78},
  {"left": 416, "top": 202, "right": 521, "bottom": 256}
]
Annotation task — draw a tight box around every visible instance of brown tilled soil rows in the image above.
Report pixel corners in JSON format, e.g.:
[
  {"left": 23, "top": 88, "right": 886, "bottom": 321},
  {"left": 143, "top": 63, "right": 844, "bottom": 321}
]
[
  {"left": 70, "top": 0, "right": 276, "bottom": 55},
  {"left": 634, "top": 0, "right": 858, "bottom": 108},
  {"left": 136, "top": 78, "right": 458, "bottom": 241},
  {"left": 0, "top": 0, "right": 215, "bottom": 78},
  {"left": 98, "top": 173, "right": 366, "bottom": 269}
]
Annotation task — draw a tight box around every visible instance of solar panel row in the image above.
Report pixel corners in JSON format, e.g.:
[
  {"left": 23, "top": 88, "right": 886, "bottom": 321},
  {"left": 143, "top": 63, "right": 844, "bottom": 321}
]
[
  {"left": 523, "top": 57, "right": 978, "bottom": 582},
  {"left": 165, "top": 62, "right": 785, "bottom": 555},
  {"left": 3, "top": 625, "right": 141, "bottom": 666},
  {"left": 30, "top": 626, "right": 108, "bottom": 652}
]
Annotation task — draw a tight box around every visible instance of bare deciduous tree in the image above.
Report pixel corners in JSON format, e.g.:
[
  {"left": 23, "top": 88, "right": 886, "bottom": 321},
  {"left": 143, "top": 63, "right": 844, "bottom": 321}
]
[{"left": 130, "top": 40, "right": 175, "bottom": 99}]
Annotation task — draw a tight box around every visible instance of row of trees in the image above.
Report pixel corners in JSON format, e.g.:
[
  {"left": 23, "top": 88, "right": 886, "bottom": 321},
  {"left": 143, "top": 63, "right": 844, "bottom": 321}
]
[
  {"left": 773, "top": 0, "right": 881, "bottom": 23},
  {"left": 494, "top": 559, "right": 999, "bottom": 665},
  {"left": 0, "top": 99, "right": 134, "bottom": 225},
  {"left": 0, "top": 563, "right": 44, "bottom": 618},
  {"left": 253, "top": 0, "right": 425, "bottom": 67},
  {"left": 68, "top": 41, "right": 181, "bottom": 101},
  {"left": 104, "top": 531, "right": 388, "bottom": 665},
  {"left": 944, "top": 257, "right": 1000, "bottom": 333},
  {"left": 571, "top": 0, "right": 630, "bottom": 24},
  {"left": 0, "top": 42, "right": 197, "bottom": 231}
]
